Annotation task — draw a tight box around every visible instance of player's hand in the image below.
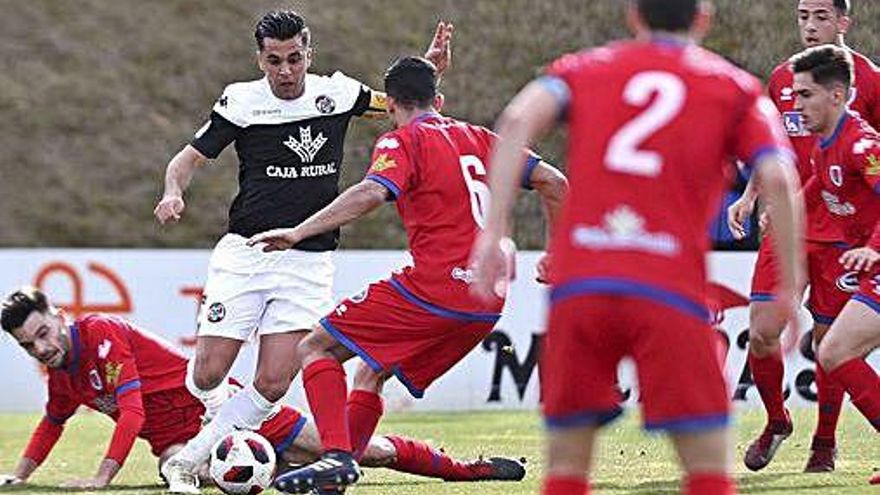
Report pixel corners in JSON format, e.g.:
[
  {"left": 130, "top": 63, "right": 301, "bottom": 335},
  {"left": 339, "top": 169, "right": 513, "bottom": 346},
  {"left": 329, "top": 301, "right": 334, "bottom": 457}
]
[
  {"left": 469, "top": 233, "right": 515, "bottom": 302},
  {"left": 424, "top": 21, "right": 454, "bottom": 75},
  {"left": 726, "top": 195, "right": 755, "bottom": 240},
  {"left": 0, "top": 475, "right": 23, "bottom": 487},
  {"left": 536, "top": 252, "right": 551, "bottom": 284},
  {"left": 154, "top": 195, "right": 185, "bottom": 224},
  {"left": 840, "top": 246, "right": 880, "bottom": 272},
  {"left": 246, "top": 228, "right": 301, "bottom": 252},
  {"left": 59, "top": 477, "right": 107, "bottom": 489}
]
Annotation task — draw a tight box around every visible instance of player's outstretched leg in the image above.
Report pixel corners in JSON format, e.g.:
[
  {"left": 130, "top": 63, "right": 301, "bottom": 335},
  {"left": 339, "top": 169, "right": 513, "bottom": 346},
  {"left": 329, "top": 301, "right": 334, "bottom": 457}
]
[{"left": 363, "top": 435, "right": 526, "bottom": 482}]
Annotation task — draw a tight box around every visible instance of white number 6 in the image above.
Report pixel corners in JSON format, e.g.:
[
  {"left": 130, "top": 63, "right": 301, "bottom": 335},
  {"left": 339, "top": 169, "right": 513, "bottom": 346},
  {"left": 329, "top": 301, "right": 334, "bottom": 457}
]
[{"left": 459, "top": 155, "right": 491, "bottom": 229}]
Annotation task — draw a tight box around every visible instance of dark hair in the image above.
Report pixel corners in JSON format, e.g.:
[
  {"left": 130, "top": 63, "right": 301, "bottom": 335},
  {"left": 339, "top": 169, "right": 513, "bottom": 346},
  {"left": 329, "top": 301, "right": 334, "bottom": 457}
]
[
  {"left": 1, "top": 287, "right": 50, "bottom": 333},
  {"left": 636, "top": 0, "right": 698, "bottom": 32},
  {"left": 791, "top": 44, "right": 853, "bottom": 89},
  {"left": 254, "top": 11, "right": 310, "bottom": 51},
  {"left": 384, "top": 56, "right": 437, "bottom": 110},
  {"left": 834, "top": 0, "right": 851, "bottom": 15}
]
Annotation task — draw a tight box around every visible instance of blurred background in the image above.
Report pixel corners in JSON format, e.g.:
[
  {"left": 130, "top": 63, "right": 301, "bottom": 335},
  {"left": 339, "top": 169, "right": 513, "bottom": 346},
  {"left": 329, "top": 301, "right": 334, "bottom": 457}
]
[{"left": 1, "top": 0, "right": 877, "bottom": 250}]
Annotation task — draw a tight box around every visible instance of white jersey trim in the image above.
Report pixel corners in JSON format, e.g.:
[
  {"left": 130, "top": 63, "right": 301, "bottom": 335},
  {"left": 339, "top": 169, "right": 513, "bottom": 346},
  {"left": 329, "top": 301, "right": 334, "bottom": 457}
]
[{"left": 212, "top": 71, "right": 367, "bottom": 127}]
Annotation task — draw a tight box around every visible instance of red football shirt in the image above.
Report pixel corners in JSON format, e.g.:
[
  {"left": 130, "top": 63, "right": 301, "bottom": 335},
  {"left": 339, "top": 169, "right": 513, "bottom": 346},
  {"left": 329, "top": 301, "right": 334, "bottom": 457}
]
[
  {"left": 808, "top": 112, "right": 880, "bottom": 250},
  {"left": 768, "top": 49, "right": 880, "bottom": 241},
  {"left": 365, "top": 112, "right": 538, "bottom": 315},
  {"left": 544, "top": 39, "right": 792, "bottom": 319},
  {"left": 45, "top": 314, "right": 188, "bottom": 424}
]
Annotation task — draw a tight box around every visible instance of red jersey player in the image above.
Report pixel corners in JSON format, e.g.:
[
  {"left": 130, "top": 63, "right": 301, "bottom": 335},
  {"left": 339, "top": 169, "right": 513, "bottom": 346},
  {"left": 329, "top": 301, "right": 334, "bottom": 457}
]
[
  {"left": 787, "top": 44, "right": 880, "bottom": 485},
  {"left": 0, "top": 287, "right": 528, "bottom": 489},
  {"left": 471, "top": 1, "right": 802, "bottom": 494},
  {"left": 248, "top": 56, "right": 567, "bottom": 493},
  {"left": 727, "top": 0, "right": 880, "bottom": 472}
]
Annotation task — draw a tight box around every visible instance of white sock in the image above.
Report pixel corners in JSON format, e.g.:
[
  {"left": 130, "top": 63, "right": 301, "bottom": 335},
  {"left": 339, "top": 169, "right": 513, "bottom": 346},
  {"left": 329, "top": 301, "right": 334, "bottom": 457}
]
[
  {"left": 185, "top": 360, "right": 229, "bottom": 420},
  {"left": 174, "top": 384, "right": 277, "bottom": 465}
]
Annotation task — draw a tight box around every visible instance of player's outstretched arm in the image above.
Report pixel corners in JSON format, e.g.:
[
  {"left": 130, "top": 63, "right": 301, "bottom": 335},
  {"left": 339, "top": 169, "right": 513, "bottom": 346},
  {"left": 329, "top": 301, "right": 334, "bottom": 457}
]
[
  {"left": 248, "top": 180, "right": 388, "bottom": 251},
  {"left": 154, "top": 144, "right": 208, "bottom": 224},
  {"left": 471, "top": 80, "right": 560, "bottom": 300},
  {"left": 360, "top": 21, "right": 453, "bottom": 119},
  {"left": 754, "top": 152, "right": 805, "bottom": 349}
]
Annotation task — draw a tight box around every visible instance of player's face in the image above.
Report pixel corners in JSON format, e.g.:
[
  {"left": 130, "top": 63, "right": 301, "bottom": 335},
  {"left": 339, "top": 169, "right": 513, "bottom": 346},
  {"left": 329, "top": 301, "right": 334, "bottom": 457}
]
[
  {"left": 797, "top": 0, "right": 848, "bottom": 47},
  {"left": 11, "top": 311, "right": 69, "bottom": 369},
  {"left": 258, "top": 35, "right": 312, "bottom": 100},
  {"left": 793, "top": 72, "right": 838, "bottom": 134}
]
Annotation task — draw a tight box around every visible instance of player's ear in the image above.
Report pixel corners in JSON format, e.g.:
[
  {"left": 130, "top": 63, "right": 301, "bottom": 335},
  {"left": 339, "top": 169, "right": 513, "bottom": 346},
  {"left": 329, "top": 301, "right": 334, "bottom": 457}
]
[
  {"left": 433, "top": 93, "right": 445, "bottom": 113},
  {"left": 256, "top": 50, "right": 265, "bottom": 72},
  {"left": 836, "top": 14, "right": 851, "bottom": 35},
  {"left": 692, "top": 1, "right": 713, "bottom": 40},
  {"left": 624, "top": 2, "right": 645, "bottom": 38}
]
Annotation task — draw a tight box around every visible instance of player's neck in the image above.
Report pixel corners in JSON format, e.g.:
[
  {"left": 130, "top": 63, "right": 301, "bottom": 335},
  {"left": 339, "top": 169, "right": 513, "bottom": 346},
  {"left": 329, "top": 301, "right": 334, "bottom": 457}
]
[
  {"left": 819, "top": 107, "right": 848, "bottom": 141},
  {"left": 642, "top": 31, "right": 693, "bottom": 45},
  {"left": 395, "top": 108, "right": 437, "bottom": 128}
]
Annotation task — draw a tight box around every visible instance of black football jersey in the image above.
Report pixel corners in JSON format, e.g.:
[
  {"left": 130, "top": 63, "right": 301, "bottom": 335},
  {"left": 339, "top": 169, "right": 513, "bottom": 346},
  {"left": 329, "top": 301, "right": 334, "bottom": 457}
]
[{"left": 192, "top": 72, "right": 373, "bottom": 251}]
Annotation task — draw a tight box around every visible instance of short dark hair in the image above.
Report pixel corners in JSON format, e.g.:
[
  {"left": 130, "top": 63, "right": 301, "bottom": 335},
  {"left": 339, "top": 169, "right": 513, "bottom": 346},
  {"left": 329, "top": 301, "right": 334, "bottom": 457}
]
[
  {"left": 834, "top": 0, "right": 851, "bottom": 15},
  {"left": 791, "top": 44, "right": 853, "bottom": 89},
  {"left": 1, "top": 287, "right": 50, "bottom": 333},
  {"left": 254, "top": 11, "right": 310, "bottom": 51},
  {"left": 636, "top": 0, "right": 698, "bottom": 32},
  {"left": 384, "top": 56, "right": 437, "bottom": 110}
]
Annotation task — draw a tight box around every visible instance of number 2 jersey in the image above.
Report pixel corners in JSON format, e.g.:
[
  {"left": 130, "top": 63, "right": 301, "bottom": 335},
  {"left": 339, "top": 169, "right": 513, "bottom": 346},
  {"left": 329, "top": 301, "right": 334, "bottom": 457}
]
[
  {"left": 364, "top": 112, "right": 538, "bottom": 315},
  {"left": 543, "top": 39, "right": 792, "bottom": 319}
]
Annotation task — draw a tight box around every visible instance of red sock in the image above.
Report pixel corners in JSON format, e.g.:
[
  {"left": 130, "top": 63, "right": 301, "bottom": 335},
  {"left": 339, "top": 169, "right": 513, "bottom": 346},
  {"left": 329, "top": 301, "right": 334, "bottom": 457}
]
[
  {"left": 347, "top": 389, "right": 383, "bottom": 460},
  {"left": 829, "top": 358, "right": 880, "bottom": 431},
  {"left": 684, "top": 473, "right": 736, "bottom": 495},
  {"left": 386, "top": 435, "right": 486, "bottom": 481},
  {"left": 749, "top": 350, "right": 787, "bottom": 423},
  {"left": 303, "top": 358, "right": 351, "bottom": 453},
  {"left": 813, "top": 363, "right": 844, "bottom": 443},
  {"left": 542, "top": 475, "right": 590, "bottom": 495}
]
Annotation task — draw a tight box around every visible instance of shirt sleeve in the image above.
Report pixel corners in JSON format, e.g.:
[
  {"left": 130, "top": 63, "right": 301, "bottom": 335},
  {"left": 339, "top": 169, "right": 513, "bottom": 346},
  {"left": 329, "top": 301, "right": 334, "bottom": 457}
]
[
  {"left": 190, "top": 110, "right": 241, "bottom": 159},
  {"left": 482, "top": 128, "right": 542, "bottom": 189},
  {"left": 733, "top": 93, "right": 795, "bottom": 171},
  {"left": 364, "top": 132, "right": 414, "bottom": 200},
  {"left": 90, "top": 316, "right": 146, "bottom": 465},
  {"left": 22, "top": 416, "right": 64, "bottom": 466}
]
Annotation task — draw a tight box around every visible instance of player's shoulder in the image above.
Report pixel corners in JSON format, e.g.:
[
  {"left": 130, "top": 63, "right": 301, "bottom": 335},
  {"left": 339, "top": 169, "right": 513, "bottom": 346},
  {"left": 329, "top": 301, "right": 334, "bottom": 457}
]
[
  {"left": 680, "top": 46, "right": 763, "bottom": 94},
  {"left": 545, "top": 41, "right": 631, "bottom": 77},
  {"left": 76, "top": 314, "right": 129, "bottom": 341},
  {"left": 850, "top": 49, "right": 880, "bottom": 73},
  {"left": 374, "top": 128, "right": 409, "bottom": 154}
]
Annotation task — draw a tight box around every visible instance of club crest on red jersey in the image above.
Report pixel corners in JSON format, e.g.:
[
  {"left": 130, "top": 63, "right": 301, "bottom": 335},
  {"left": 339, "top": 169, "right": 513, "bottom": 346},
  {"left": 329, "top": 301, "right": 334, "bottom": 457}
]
[
  {"left": 370, "top": 153, "right": 397, "bottom": 173},
  {"left": 89, "top": 369, "right": 103, "bottom": 390}
]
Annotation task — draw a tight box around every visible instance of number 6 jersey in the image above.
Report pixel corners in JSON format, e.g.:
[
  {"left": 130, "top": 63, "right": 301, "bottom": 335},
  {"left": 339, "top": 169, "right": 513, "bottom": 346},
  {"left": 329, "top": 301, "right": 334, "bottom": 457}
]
[
  {"left": 543, "top": 40, "right": 793, "bottom": 318},
  {"left": 365, "top": 112, "right": 539, "bottom": 314}
]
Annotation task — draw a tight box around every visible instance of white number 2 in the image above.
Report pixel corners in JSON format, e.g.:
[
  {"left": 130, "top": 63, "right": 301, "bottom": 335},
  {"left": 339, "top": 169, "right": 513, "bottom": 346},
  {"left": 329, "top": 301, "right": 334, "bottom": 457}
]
[
  {"left": 604, "top": 71, "right": 686, "bottom": 177},
  {"left": 459, "top": 155, "right": 491, "bottom": 229}
]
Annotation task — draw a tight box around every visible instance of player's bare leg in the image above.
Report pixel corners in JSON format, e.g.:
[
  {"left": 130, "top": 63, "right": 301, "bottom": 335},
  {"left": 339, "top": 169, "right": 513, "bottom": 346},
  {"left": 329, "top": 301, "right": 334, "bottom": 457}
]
[
  {"left": 671, "top": 428, "right": 736, "bottom": 494},
  {"left": 186, "top": 336, "right": 242, "bottom": 420},
  {"left": 165, "top": 332, "right": 308, "bottom": 494},
  {"left": 743, "top": 301, "right": 794, "bottom": 471},
  {"left": 275, "top": 326, "right": 359, "bottom": 493},
  {"left": 541, "top": 427, "right": 596, "bottom": 495},
  {"left": 805, "top": 322, "right": 841, "bottom": 472},
  {"left": 818, "top": 300, "right": 880, "bottom": 430}
]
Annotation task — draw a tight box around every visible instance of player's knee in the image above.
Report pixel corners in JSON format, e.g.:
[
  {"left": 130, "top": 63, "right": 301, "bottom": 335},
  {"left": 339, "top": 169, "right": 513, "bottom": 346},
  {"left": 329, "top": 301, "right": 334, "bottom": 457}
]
[
  {"left": 253, "top": 371, "right": 292, "bottom": 402},
  {"left": 297, "top": 326, "right": 334, "bottom": 362},
  {"left": 352, "top": 363, "right": 385, "bottom": 392},
  {"left": 191, "top": 364, "right": 225, "bottom": 392},
  {"left": 359, "top": 436, "right": 396, "bottom": 467},
  {"left": 817, "top": 335, "right": 846, "bottom": 372}
]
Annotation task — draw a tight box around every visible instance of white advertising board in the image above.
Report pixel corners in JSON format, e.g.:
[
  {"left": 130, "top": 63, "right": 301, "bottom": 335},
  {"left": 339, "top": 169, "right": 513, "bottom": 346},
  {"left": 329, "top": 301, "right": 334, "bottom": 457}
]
[{"left": 0, "top": 249, "right": 875, "bottom": 413}]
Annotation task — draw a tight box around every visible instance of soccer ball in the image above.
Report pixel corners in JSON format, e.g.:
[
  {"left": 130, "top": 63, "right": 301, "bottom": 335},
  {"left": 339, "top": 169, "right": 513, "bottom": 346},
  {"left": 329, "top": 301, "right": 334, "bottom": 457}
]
[{"left": 209, "top": 431, "right": 276, "bottom": 495}]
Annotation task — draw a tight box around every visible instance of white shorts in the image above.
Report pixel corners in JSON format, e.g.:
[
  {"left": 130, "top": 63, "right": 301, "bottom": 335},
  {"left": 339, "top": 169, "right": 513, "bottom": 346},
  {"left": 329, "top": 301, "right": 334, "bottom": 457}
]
[{"left": 197, "top": 234, "right": 335, "bottom": 340}]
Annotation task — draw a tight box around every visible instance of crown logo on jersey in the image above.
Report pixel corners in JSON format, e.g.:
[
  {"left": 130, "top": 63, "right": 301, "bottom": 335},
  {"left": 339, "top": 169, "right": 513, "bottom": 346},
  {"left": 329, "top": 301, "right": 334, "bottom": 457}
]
[
  {"left": 867, "top": 155, "right": 880, "bottom": 176},
  {"left": 570, "top": 204, "right": 680, "bottom": 256},
  {"left": 283, "top": 126, "right": 328, "bottom": 163},
  {"left": 370, "top": 153, "right": 397, "bottom": 173}
]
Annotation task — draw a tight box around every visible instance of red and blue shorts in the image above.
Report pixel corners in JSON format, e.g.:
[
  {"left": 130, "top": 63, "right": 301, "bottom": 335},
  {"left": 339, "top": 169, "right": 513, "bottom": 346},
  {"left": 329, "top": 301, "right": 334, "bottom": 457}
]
[
  {"left": 543, "top": 280, "right": 729, "bottom": 433},
  {"left": 852, "top": 265, "right": 880, "bottom": 313},
  {"left": 259, "top": 405, "right": 308, "bottom": 456},
  {"left": 321, "top": 279, "right": 500, "bottom": 398},
  {"left": 751, "top": 238, "right": 853, "bottom": 324}
]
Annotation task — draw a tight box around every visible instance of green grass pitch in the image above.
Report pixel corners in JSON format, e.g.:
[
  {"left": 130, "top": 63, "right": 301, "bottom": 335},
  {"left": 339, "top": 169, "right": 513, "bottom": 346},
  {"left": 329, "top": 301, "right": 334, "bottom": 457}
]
[{"left": 0, "top": 408, "right": 876, "bottom": 494}]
